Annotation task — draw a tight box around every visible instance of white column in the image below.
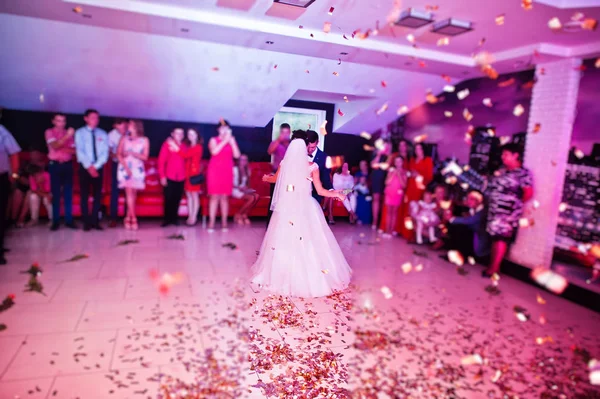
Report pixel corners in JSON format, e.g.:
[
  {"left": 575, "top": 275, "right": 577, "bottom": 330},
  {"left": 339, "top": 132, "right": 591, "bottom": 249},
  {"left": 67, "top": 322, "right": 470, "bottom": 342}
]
[{"left": 508, "top": 58, "right": 582, "bottom": 269}]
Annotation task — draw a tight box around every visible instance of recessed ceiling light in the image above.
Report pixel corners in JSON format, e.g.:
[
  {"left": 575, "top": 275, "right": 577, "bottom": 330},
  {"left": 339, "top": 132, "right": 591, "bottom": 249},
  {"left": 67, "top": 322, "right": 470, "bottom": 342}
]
[
  {"left": 273, "top": 0, "right": 316, "bottom": 8},
  {"left": 265, "top": 41, "right": 274, "bottom": 44},
  {"left": 340, "top": 52, "right": 348, "bottom": 55},
  {"left": 432, "top": 18, "right": 472, "bottom": 36},
  {"left": 395, "top": 8, "right": 434, "bottom": 28}
]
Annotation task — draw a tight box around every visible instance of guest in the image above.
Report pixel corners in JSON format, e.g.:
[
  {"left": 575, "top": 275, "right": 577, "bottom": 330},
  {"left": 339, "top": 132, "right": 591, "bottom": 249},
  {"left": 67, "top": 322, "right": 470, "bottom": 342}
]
[
  {"left": 158, "top": 128, "right": 186, "bottom": 227},
  {"left": 383, "top": 156, "right": 407, "bottom": 238},
  {"left": 266, "top": 123, "right": 291, "bottom": 225},
  {"left": 436, "top": 191, "right": 489, "bottom": 260},
  {"left": 354, "top": 159, "right": 369, "bottom": 181},
  {"left": 370, "top": 141, "right": 391, "bottom": 231},
  {"left": 75, "top": 109, "right": 109, "bottom": 231},
  {"left": 305, "top": 130, "right": 332, "bottom": 204},
  {"left": 206, "top": 120, "right": 240, "bottom": 232},
  {"left": 107, "top": 118, "right": 128, "bottom": 227},
  {"left": 179, "top": 128, "right": 204, "bottom": 226},
  {"left": 117, "top": 120, "right": 149, "bottom": 230},
  {"left": 354, "top": 175, "right": 372, "bottom": 225},
  {"left": 433, "top": 184, "right": 453, "bottom": 223},
  {"left": 410, "top": 189, "right": 439, "bottom": 245},
  {"left": 330, "top": 162, "right": 356, "bottom": 224},
  {"left": 0, "top": 122, "right": 21, "bottom": 265},
  {"left": 483, "top": 143, "right": 533, "bottom": 277},
  {"left": 45, "top": 113, "right": 77, "bottom": 231},
  {"left": 25, "top": 165, "right": 52, "bottom": 226},
  {"left": 399, "top": 143, "right": 433, "bottom": 240},
  {"left": 10, "top": 165, "right": 30, "bottom": 227},
  {"left": 233, "top": 154, "right": 259, "bottom": 225}
]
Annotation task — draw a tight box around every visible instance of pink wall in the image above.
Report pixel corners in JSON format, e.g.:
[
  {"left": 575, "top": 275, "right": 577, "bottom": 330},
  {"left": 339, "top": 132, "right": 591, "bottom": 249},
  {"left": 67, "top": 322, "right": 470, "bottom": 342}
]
[
  {"left": 571, "top": 58, "right": 600, "bottom": 155},
  {"left": 402, "top": 69, "right": 535, "bottom": 163}
]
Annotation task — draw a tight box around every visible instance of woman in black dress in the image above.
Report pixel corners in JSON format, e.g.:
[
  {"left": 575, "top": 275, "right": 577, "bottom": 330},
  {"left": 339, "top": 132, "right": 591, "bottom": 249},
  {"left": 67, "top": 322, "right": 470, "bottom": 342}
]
[{"left": 369, "top": 141, "right": 391, "bottom": 231}]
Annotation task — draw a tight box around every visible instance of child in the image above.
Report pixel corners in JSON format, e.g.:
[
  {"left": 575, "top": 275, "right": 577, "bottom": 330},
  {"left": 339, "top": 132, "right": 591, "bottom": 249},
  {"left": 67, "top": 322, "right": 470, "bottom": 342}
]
[
  {"left": 383, "top": 156, "right": 407, "bottom": 238},
  {"left": 355, "top": 175, "right": 372, "bottom": 225},
  {"left": 410, "top": 189, "right": 439, "bottom": 245},
  {"left": 27, "top": 165, "right": 52, "bottom": 226}
]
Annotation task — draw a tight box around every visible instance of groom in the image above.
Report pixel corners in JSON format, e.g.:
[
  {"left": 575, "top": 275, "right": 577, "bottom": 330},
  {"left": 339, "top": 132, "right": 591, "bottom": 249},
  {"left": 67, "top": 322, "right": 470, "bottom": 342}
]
[{"left": 305, "top": 130, "right": 333, "bottom": 203}]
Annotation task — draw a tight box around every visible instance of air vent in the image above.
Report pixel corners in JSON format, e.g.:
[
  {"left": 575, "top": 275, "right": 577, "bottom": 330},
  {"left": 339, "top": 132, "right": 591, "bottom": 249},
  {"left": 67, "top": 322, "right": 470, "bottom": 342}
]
[
  {"left": 432, "top": 18, "right": 472, "bottom": 36},
  {"left": 273, "top": 0, "right": 316, "bottom": 8},
  {"left": 394, "top": 9, "right": 434, "bottom": 28}
]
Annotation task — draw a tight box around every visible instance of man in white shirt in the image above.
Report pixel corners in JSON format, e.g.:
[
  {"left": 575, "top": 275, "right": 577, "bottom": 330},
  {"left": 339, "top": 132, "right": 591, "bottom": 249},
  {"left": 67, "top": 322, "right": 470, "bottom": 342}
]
[{"left": 107, "top": 118, "right": 128, "bottom": 227}]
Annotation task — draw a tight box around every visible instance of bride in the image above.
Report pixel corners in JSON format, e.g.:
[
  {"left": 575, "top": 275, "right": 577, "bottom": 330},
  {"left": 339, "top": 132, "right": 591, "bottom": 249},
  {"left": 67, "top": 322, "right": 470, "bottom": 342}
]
[{"left": 250, "top": 133, "right": 352, "bottom": 298}]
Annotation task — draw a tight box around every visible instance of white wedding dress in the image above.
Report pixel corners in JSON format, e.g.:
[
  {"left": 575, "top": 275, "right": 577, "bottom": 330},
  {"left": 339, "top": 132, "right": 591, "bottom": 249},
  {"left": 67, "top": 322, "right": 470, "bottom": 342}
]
[{"left": 250, "top": 139, "right": 352, "bottom": 298}]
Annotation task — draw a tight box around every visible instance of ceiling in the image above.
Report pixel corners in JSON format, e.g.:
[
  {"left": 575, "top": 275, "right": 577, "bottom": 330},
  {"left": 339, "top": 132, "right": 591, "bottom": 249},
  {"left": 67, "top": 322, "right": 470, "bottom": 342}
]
[{"left": 0, "top": 0, "right": 599, "bottom": 134}]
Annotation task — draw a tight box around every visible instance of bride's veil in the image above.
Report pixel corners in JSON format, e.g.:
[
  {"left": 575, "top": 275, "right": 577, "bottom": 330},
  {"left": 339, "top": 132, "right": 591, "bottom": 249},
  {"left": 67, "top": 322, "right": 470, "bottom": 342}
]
[{"left": 270, "top": 138, "right": 311, "bottom": 213}]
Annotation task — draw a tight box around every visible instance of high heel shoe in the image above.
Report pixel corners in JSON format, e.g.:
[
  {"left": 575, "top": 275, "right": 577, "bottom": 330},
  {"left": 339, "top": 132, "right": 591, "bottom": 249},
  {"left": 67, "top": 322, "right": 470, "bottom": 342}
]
[
  {"left": 131, "top": 218, "right": 139, "bottom": 230},
  {"left": 124, "top": 217, "right": 132, "bottom": 230},
  {"left": 243, "top": 217, "right": 251, "bottom": 225}
]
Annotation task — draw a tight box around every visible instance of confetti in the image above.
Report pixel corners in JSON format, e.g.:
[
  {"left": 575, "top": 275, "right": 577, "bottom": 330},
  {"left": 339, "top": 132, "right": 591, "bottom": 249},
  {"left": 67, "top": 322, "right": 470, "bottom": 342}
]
[
  {"left": 380, "top": 286, "right": 393, "bottom": 299},
  {"left": 323, "top": 22, "right": 331, "bottom": 33},
  {"left": 39, "top": 93, "right": 45, "bottom": 103},
  {"left": 360, "top": 132, "right": 372, "bottom": 140},
  {"left": 530, "top": 267, "right": 568, "bottom": 294},
  {"left": 380, "top": 80, "right": 388, "bottom": 88},
  {"left": 64, "top": 254, "right": 89, "bottom": 262},
  {"left": 305, "top": 69, "right": 310, "bottom": 73},
  {"left": 582, "top": 18, "right": 598, "bottom": 31},
  {"left": 273, "top": 64, "right": 277, "bottom": 69},
  {"left": 211, "top": 67, "right": 219, "bottom": 71},
  {"left": 495, "top": 14, "right": 505, "bottom": 25},
  {"left": 425, "top": 4, "right": 439, "bottom": 11},
  {"left": 481, "top": 98, "right": 493, "bottom": 108},
  {"left": 363, "top": 144, "right": 374, "bottom": 151},
  {"left": 491, "top": 370, "right": 502, "bottom": 383},
  {"left": 522, "top": 0, "right": 533, "bottom": 10},
  {"left": 73, "top": 6, "right": 83, "bottom": 13},
  {"left": 513, "top": 104, "right": 525, "bottom": 116},
  {"left": 222, "top": 242, "right": 238, "bottom": 250},
  {"left": 441, "top": 74, "right": 452, "bottom": 82},
  {"left": 443, "top": 85, "right": 455, "bottom": 93},
  {"left": 532, "top": 122, "right": 541, "bottom": 133},
  {"left": 413, "top": 134, "right": 427, "bottom": 143},
  {"left": 401, "top": 262, "right": 412, "bottom": 274},
  {"left": 286, "top": 184, "right": 294, "bottom": 192},
  {"left": 574, "top": 148, "right": 584, "bottom": 159},
  {"left": 518, "top": 217, "right": 534, "bottom": 228},
  {"left": 150, "top": 270, "right": 184, "bottom": 295},
  {"left": 415, "top": 263, "right": 423, "bottom": 272},
  {"left": 321, "top": 269, "right": 329, "bottom": 274},
  {"left": 514, "top": 305, "right": 530, "bottom": 322},
  {"left": 328, "top": 6, "right": 334, "bottom": 15},
  {"left": 444, "top": 111, "right": 453, "bottom": 118},
  {"left": 498, "top": 78, "right": 516, "bottom": 87},
  {"left": 418, "top": 60, "right": 427, "bottom": 68},
  {"left": 461, "top": 354, "right": 483, "bottom": 365},
  {"left": 117, "top": 239, "right": 139, "bottom": 246},
  {"left": 425, "top": 91, "right": 438, "bottom": 104},
  {"left": 590, "top": 359, "right": 600, "bottom": 385},
  {"left": 404, "top": 218, "right": 414, "bottom": 230},
  {"left": 397, "top": 105, "right": 408, "bottom": 115},
  {"left": 376, "top": 102, "right": 389, "bottom": 116},
  {"left": 536, "top": 293, "right": 546, "bottom": 304},
  {"left": 447, "top": 250, "right": 464, "bottom": 266},
  {"left": 337, "top": 108, "right": 344, "bottom": 116},
  {"left": 499, "top": 136, "right": 511, "bottom": 146},
  {"left": 338, "top": 58, "right": 342, "bottom": 65},
  {"left": 462, "top": 108, "right": 473, "bottom": 121},
  {"left": 548, "top": 17, "right": 562, "bottom": 30},
  {"left": 481, "top": 64, "right": 499, "bottom": 79},
  {"left": 457, "top": 88, "right": 470, "bottom": 100},
  {"left": 406, "top": 34, "right": 415, "bottom": 43},
  {"left": 437, "top": 37, "right": 450, "bottom": 46},
  {"left": 332, "top": 71, "right": 339, "bottom": 76},
  {"left": 166, "top": 233, "right": 185, "bottom": 240},
  {"left": 467, "top": 256, "right": 475, "bottom": 265},
  {"left": 595, "top": 58, "right": 600, "bottom": 68},
  {"left": 320, "top": 120, "right": 328, "bottom": 136}
]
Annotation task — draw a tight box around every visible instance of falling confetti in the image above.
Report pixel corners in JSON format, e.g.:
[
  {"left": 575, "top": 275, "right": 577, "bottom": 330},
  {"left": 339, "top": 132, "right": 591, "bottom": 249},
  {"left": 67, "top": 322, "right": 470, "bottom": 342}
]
[
  {"left": 498, "top": 78, "right": 516, "bottom": 87},
  {"left": 397, "top": 105, "right": 408, "bottom": 115},
  {"left": 401, "top": 262, "right": 412, "bottom": 274},
  {"left": 375, "top": 102, "right": 389, "bottom": 116},
  {"left": 461, "top": 354, "right": 483, "bottom": 365},
  {"left": 338, "top": 58, "right": 342, "bottom": 65},
  {"left": 495, "top": 14, "right": 505, "bottom": 25},
  {"left": 39, "top": 93, "right": 45, "bottom": 103},
  {"left": 481, "top": 64, "right": 499, "bottom": 79},
  {"left": 462, "top": 108, "right": 473, "bottom": 121},
  {"left": 582, "top": 18, "right": 598, "bottom": 31},
  {"left": 425, "top": 91, "right": 438, "bottom": 104},
  {"left": 467, "top": 256, "right": 475, "bottom": 265},
  {"left": 558, "top": 202, "right": 567, "bottom": 213},
  {"left": 448, "top": 250, "right": 464, "bottom": 266},
  {"left": 531, "top": 267, "right": 568, "bottom": 294},
  {"left": 548, "top": 17, "right": 562, "bottom": 30},
  {"left": 441, "top": 74, "right": 452, "bottom": 82},
  {"left": 360, "top": 132, "right": 371, "bottom": 140},
  {"left": 595, "top": 58, "right": 600, "bottom": 68},
  {"left": 328, "top": 6, "right": 334, "bottom": 15},
  {"left": 413, "top": 134, "right": 427, "bottom": 143},
  {"left": 381, "top": 80, "right": 387, "bottom": 88},
  {"left": 444, "top": 111, "right": 453, "bottom": 118},
  {"left": 286, "top": 184, "right": 294, "bottom": 192},
  {"left": 305, "top": 69, "right": 310, "bottom": 73},
  {"left": 149, "top": 270, "right": 184, "bottom": 295},
  {"left": 406, "top": 34, "right": 415, "bottom": 43},
  {"left": 437, "top": 37, "right": 450, "bottom": 46},
  {"left": 320, "top": 120, "right": 328, "bottom": 136},
  {"left": 513, "top": 305, "right": 530, "bottom": 322},
  {"left": 590, "top": 359, "right": 600, "bottom": 385},
  {"left": 513, "top": 104, "right": 525, "bottom": 116},
  {"left": 211, "top": 67, "right": 219, "bottom": 71},
  {"left": 532, "top": 123, "right": 541, "bottom": 133},
  {"left": 518, "top": 217, "right": 534, "bottom": 228},
  {"left": 522, "top": 0, "right": 533, "bottom": 10},
  {"left": 574, "top": 148, "right": 585, "bottom": 159},
  {"left": 457, "top": 88, "right": 470, "bottom": 100},
  {"left": 482, "top": 98, "right": 493, "bottom": 107},
  {"left": 443, "top": 85, "right": 455, "bottom": 93},
  {"left": 321, "top": 269, "right": 329, "bottom": 274},
  {"left": 273, "top": 64, "right": 278, "bottom": 69},
  {"left": 64, "top": 254, "right": 89, "bottom": 263},
  {"left": 332, "top": 71, "right": 339, "bottom": 76},
  {"left": 73, "top": 6, "right": 83, "bottom": 13},
  {"left": 323, "top": 22, "right": 331, "bottom": 33},
  {"left": 536, "top": 293, "right": 547, "bottom": 304},
  {"left": 499, "top": 136, "right": 511, "bottom": 146}
]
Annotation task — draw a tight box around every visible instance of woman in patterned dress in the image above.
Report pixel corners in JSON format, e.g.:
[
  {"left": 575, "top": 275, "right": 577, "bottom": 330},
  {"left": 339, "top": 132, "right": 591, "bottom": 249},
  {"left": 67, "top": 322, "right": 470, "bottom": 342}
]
[
  {"left": 483, "top": 143, "right": 533, "bottom": 277},
  {"left": 117, "top": 120, "right": 149, "bottom": 230}
]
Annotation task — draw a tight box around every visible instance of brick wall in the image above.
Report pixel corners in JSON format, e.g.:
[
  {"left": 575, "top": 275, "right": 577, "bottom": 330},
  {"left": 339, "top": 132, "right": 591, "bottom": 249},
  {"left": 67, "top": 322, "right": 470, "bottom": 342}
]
[{"left": 508, "top": 58, "right": 582, "bottom": 269}]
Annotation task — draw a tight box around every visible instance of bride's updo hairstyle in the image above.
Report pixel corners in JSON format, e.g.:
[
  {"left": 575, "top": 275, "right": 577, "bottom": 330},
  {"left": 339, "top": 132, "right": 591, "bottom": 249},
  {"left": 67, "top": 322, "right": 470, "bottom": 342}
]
[{"left": 291, "top": 129, "right": 308, "bottom": 145}]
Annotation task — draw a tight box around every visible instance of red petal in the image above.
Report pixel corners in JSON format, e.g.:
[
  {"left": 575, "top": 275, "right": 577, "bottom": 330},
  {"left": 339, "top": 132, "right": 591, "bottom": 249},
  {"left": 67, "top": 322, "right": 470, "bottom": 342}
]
[{"left": 338, "top": 109, "right": 344, "bottom": 116}]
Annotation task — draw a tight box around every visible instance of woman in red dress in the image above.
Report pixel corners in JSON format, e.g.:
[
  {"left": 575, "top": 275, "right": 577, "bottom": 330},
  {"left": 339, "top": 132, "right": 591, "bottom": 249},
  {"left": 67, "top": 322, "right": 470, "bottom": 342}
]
[
  {"left": 379, "top": 139, "right": 413, "bottom": 233},
  {"left": 399, "top": 143, "right": 433, "bottom": 240},
  {"left": 206, "top": 120, "right": 241, "bottom": 232},
  {"left": 183, "top": 129, "right": 204, "bottom": 226}
]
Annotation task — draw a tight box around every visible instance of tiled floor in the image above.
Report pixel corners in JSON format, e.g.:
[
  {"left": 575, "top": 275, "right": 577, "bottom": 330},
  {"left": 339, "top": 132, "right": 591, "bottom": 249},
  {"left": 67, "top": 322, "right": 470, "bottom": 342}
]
[{"left": 0, "top": 221, "right": 599, "bottom": 398}]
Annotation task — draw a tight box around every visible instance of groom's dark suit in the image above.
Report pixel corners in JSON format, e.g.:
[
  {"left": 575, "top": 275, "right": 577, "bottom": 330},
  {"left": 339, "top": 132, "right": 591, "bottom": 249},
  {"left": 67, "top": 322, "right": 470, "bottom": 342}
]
[{"left": 309, "top": 148, "right": 333, "bottom": 203}]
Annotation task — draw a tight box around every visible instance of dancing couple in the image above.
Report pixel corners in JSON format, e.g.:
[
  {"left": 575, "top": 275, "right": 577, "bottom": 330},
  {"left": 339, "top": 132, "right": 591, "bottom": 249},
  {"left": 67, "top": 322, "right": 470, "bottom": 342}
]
[{"left": 250, "top": 130, "right": 352, "bottom": 298}]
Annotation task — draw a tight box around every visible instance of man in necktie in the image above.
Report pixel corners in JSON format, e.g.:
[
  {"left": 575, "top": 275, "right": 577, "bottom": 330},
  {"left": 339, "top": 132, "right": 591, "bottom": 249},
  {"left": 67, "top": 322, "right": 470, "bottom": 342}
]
[
  {"left": 305, "top": 130, "right": 333, "bottom": 204},
  {"left": 75, "top": 109, "right": 109, "bottom": 231}
]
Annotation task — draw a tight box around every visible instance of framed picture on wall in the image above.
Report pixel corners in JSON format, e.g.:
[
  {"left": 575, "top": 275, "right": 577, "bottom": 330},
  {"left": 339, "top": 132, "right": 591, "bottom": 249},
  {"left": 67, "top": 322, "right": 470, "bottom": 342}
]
[{"left": 272, "top": 106, "right": 326, "bottom": 151}]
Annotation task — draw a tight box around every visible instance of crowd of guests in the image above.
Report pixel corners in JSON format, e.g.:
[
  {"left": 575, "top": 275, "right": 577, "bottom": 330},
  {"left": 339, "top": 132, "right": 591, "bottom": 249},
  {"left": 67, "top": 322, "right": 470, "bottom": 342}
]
[{"left": 1, "top": 110, "right": 534, "bottom": 276}]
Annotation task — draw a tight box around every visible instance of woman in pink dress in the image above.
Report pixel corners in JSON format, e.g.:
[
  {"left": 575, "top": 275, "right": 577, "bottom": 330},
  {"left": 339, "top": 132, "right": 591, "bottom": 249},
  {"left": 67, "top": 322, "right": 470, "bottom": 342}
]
[
  {"left": 206, "top": 120, "right": 240, "bottom": 232},
  {"left": 383, "top": 156, "right": 407, "bottom": 238},
  {"left": 117, "top": 120, "right": 149, "bottom": 230}
]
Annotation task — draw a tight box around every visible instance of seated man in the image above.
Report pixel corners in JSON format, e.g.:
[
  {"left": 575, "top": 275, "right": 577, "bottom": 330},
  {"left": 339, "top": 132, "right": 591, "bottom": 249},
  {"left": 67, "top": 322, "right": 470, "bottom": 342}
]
[{"left": 435, "top": 190, "right": 490, "bottom": 261}]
